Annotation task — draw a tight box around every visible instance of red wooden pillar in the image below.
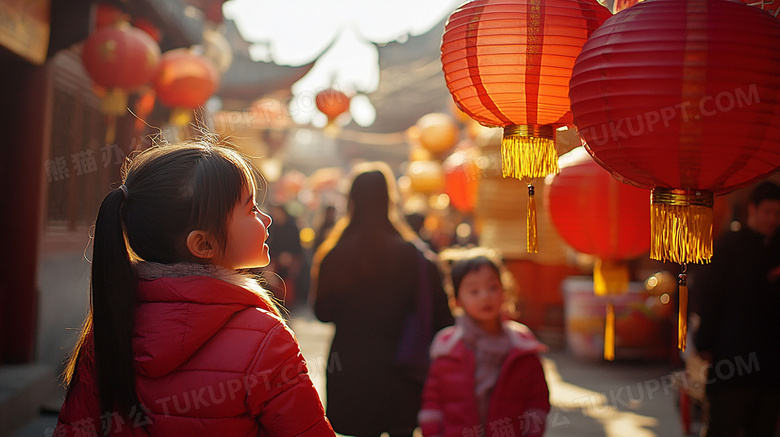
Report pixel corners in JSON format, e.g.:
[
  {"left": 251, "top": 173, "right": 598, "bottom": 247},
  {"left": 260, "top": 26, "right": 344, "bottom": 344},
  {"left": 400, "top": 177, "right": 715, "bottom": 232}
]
[{"left": 0, "top": 59, "right": 48, "bottom": 364}]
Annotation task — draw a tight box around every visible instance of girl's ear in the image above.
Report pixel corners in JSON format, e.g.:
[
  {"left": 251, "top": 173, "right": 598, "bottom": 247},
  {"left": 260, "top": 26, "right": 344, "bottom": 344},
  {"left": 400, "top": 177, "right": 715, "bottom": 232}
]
[{"left": 186, "top": 230, "right": 217, "bottom": 260}]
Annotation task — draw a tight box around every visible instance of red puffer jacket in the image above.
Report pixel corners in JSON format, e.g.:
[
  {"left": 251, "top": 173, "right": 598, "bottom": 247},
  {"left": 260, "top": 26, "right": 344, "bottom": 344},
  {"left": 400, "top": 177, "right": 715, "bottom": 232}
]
[
  {"left": 419, "top": 321, "right": 550, "bottom": 437},
  {"left": 56, "top": 263, "right": 334, "bottom": 436}
]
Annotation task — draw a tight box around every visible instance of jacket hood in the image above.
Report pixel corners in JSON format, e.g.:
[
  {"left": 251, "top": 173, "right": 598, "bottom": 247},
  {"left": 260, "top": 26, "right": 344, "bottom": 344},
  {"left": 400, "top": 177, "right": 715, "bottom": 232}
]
[
  {"left": 430, "top": 319, "right": 547, "bottom": 359},
  {"left": 132, "top": 262, "right": 278, "bottom": 378}
]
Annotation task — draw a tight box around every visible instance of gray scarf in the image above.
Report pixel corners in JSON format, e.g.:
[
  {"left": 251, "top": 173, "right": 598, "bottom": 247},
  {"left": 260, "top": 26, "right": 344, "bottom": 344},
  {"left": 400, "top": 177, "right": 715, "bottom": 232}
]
[{"left": 457, "top": 315, "right": 513, "bottom": 425}]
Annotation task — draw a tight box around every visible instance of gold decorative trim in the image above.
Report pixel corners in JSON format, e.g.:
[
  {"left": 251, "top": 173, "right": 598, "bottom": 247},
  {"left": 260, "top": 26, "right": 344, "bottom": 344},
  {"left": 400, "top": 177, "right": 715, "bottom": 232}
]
[{"left": 650, "top": 188, "right": 714, "bottom": 264}]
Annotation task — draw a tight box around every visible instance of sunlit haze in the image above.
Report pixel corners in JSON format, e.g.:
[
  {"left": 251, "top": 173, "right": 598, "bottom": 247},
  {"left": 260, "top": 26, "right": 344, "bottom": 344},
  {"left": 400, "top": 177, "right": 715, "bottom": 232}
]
[{"left": 223, "top": 0, "right": 463, "bottom": 127}]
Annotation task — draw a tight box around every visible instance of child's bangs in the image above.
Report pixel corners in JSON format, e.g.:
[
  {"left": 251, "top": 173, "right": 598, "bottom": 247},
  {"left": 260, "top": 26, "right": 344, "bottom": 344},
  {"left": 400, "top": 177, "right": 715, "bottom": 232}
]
[{"left": 191, "top": 146, "right": 262, "bottom": 249}]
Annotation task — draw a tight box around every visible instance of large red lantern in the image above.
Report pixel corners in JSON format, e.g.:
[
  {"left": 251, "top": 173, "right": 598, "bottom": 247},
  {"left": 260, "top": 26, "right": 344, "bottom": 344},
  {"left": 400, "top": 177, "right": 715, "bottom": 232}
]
[
  {"left": 153, "top": 49, "right": 220, "bottom": 126},
  {"left": 315, "top": 88, "right": 350, "bottom": 133},
  {"left": 546, "top": 147, "right": 650, "bottom": 359},
  {"left": 441, "top": 0, "right": 611, "bottom": 253},
  {"left": 81, "top": 22, "right": 160, "bottom": 141},
  {"left": 569, "top": 0, "right": 780, "bottom": 350}
]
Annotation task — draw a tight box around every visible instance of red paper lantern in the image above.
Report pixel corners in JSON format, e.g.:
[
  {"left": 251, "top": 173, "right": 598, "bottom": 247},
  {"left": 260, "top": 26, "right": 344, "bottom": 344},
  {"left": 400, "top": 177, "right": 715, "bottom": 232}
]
[
  {"left": 315, "top": 88, "right": 350, "bottom": 122},
  {"left": 153, "top": 49, "right": 220, "bottom": 125},
  {"left": 82, "top": 22, "right": 160, "bottom": 142},
  {"left": 569, "top": 0, "right": 780, "bottom": 350},
  {"left": 441, "top": 0, "right": 611, "bottom": 252},
  {"left": 546, "top": 147, "right": 651, "bottom": 360},
  {"left": 443, "top": 145, "right": 480, "bottom": 213},
  {"left": 547, "top": 148, "right": 650, "bottom": 261},
  {"left": 570, "top": 0, "right": 780, "bottom": 263},
  {"left": 81, "top": 23, "right": 160, "bottom": 109}
]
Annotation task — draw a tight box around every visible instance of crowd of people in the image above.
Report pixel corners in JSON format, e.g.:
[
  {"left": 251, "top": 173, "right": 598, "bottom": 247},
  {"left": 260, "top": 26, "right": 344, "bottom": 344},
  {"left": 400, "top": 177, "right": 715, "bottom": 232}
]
[{"left": 50, "top": 137, "right": 780, "bottom": 436}]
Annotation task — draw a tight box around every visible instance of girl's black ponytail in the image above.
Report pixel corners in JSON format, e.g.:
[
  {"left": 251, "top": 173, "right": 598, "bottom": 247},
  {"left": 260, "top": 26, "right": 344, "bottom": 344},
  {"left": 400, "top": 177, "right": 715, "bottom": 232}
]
[
  {"left": 92, "top": 187, "right": 138, "bottom": 418},
  {"left": 65, "top": 186, "right": 140, "bottom": 422}
]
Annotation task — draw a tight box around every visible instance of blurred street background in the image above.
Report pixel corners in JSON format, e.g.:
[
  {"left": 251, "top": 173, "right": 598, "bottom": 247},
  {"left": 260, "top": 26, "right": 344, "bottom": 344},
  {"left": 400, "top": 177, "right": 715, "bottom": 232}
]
[{"left": 1, "top": 0, "right": 778, "bottom": 436}]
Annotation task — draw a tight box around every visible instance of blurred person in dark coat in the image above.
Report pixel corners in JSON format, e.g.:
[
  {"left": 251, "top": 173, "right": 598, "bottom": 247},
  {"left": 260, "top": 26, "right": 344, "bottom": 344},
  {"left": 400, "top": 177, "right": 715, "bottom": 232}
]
[
  {"left": 266, "top": 204, "right": 304, "bottom": 307},
  {"left": 311, "top": 162, "right": 454, "bottom": 437},
  {"left": 314, "top": 204, "right": 338, "bottom": 252},
  {"left": 694, "top": 180, "right": 780, "bottom": 437}
]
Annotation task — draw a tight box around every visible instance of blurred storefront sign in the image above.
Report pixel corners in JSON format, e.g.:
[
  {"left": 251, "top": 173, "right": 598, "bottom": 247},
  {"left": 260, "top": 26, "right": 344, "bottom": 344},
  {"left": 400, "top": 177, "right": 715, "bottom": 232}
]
[{"left": 0, "top": 0, "right": 50, "bottom": 65}]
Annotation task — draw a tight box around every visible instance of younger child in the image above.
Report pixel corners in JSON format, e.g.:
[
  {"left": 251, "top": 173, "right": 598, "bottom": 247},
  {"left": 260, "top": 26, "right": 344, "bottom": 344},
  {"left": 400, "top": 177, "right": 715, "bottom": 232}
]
[
  {"left": 55, "top": 139, "right": 334, "bottom": 436},
  {"left": 419, "top": 248, "right": 550, "bottom": 437}
]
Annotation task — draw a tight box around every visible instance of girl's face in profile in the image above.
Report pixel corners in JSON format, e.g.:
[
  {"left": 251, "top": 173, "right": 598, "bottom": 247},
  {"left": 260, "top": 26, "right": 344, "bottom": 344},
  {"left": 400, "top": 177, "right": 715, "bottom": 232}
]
[
  {"left": 213, "top": 188, "right": 273, "bottom": 270},
  {"left": 456, "top": 265, "right": 504, "bottom": 334}
]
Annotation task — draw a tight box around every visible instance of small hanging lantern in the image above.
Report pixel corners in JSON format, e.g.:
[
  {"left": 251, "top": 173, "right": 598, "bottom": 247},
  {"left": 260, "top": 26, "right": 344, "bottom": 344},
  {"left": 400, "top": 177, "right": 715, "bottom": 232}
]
[
  {"left": 315, "top": 88, "right": 350, "bottom": 135},
  {"left": 443, "top": 144, "right": 480, "bottom": 213},
  {"left": 546, "top": 147, "right": 650, "bottom": 360},
  {"left": 412, "top": 113, "right": 460, "bottom": 156},
  {"left": 407, "top": 160, "right": 446, "bottom": 194},
  {"left": 81, "top": 22, "right": 160, "bottom": 142},
  {"left": 153, "top": 48, "right": 220, "bottom": 126}
]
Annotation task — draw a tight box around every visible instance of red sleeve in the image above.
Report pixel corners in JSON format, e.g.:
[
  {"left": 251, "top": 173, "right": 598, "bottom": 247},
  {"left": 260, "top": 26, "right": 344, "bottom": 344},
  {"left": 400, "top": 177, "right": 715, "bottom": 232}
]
[
  {"left": 418, "top": 357, "right": 446, "bottom": 437},
  {"left": 520, "top": 355, "right": 550, "bottom": 437},
  {"left": 246, "top": 322, "right": 335, "bottom": 436}
]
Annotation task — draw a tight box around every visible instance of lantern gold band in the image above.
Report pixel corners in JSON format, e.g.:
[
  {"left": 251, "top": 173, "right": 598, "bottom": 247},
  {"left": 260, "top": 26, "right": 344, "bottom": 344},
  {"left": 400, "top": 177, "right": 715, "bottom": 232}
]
[
  {"left": 650, "top": 188, "right": 714, "bottom": 208},
  {"left": 649, "top": 188, "right": 713, "bottom": 264},
  {"left": 504, "top": 124, "right": 555, "bottom": 140}
]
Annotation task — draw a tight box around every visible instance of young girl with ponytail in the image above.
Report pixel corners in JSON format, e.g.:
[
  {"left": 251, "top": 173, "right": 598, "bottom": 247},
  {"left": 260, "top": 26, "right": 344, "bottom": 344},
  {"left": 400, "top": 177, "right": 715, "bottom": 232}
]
[{"left": 55, "top": 140, "right": 334, "bottom": 436}]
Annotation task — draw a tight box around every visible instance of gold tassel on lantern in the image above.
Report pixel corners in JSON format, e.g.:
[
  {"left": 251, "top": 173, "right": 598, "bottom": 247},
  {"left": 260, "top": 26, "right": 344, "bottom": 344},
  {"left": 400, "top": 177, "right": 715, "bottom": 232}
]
[
  {"left": 650, "top": 188, "right": 714, "bottom": 264},
  {"left": 501, "top": 124, "right": 558, "bottom": 180},
  {"left": 604, "top": 302, "right": 615, "bottom": 361},
  {"left": 501, "top": 124, "right": 558, "bottom": 253},
  {"left": 650, "top": 188, "right": 710, "bottom": 351},
  {"left": 526, "top": 185, "right": 538, "bottom": 253},
  {"left": 323, "top": 120, "right": 341, "bottom": 137},
  {"left": 101, "top": 88, "right": 128, "bottom": 115},
  {"left": 100, "top": 88, "right": 129, "bottom": 144},
  {"left": 593, "top": 259, "right": 629, "bottom": 361},
  {"left": 593, "top": 258, "right": 630, "bottom": 296},
  {"left": 678, "top": 265, "right": 688, "bottom": 351}
]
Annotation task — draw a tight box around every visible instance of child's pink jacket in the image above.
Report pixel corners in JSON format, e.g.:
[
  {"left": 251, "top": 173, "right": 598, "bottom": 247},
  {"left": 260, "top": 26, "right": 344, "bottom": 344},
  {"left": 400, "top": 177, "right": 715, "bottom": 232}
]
[{"left": 419, "top": 320, "right": 550, "bottom": 437}]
